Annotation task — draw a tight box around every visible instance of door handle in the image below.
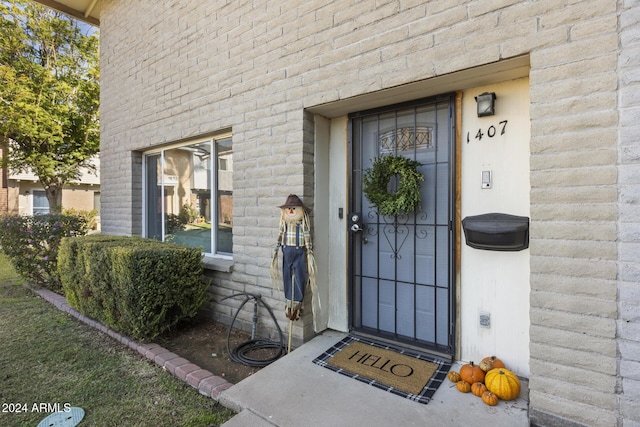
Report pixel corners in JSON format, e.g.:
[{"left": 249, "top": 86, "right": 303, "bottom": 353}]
[{"left": 349, "top": 212, "right": 364, "bottom": 234}]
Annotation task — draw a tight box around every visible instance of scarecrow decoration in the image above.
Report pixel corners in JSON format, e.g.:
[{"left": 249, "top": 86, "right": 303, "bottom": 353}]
[{"left": 270, "top": 194, "right": 318, "bottom": 350}]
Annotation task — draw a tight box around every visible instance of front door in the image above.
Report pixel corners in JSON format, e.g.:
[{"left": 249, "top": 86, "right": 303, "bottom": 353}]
[{"left": 349, "top": 94, "right": 456, "bottom": 357}]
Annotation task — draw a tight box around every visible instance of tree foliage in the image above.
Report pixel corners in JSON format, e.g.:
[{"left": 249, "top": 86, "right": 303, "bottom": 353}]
[{"left": 0, "top": 0, "right": 99, "bottom": 212}]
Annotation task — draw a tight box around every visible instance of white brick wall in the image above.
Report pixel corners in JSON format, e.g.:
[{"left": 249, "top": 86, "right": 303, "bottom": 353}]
[
  {"left": 619, "top": 1, "right": 640, "bottom": 426},
  {"left": 98, "top": 0, "right": 639, "bottom": 424}
]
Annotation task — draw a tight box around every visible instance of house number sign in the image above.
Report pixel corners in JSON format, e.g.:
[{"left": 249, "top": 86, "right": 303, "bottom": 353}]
[{"left": 466, "top": 120, "right": 508, "bottom": 143}]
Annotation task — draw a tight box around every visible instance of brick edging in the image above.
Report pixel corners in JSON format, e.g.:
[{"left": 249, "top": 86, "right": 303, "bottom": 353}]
[{"left": 30, "top": 287, "right": 233, "bottom": 400}]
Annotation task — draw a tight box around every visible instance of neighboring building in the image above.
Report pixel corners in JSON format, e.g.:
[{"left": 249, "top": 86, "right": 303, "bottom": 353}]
[
  {"left": 34, "top": 1, "right": 640, "bottom": 426},
  {"left": 0, "top": 147, "right": 100, "bottom": 226}
]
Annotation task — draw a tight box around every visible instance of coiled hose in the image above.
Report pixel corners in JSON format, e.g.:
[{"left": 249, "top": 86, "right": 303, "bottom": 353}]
[{"left": 221, "top": 292, "right": 285, "bottom": 367}]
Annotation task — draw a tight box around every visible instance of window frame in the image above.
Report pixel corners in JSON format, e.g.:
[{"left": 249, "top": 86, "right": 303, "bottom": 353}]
[
  {"left": 32, "top": 190, "right": 50, "bottom": 215},
  {"left": 141, "top": 132, "right": 232, "bottom": 260}
]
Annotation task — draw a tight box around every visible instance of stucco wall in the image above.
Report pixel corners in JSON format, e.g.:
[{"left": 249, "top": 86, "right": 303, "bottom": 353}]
[
  {"left": 460, "top": 78, "right": 531, "bottom": 378},
  {"left": 98, "top": 1, "right": 635, "bottom": 425},
  {"left": 13, "top": 183, "right": 98, "bottom": 217}
]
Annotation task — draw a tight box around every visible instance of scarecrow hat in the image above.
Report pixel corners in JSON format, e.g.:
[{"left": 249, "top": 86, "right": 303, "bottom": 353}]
[{"left": 279, "top": 194, "right": 311, "bottom": 212}]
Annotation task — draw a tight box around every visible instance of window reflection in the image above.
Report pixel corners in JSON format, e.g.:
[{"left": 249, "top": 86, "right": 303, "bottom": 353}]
[{"left": 144, "top": 137, "right": 232, "bottom": 256}]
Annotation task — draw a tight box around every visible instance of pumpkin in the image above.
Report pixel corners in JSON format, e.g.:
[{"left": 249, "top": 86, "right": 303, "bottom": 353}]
[
  {"left": 485, "top": 368, "right": 521, "bottom": 401},
  {"left": 480, "top": 355, "right": 506, "bottom": 372},
  {"left": 471, "top": 382, "right": 487, "bottom": 397},
  {"left": 460, "top": 361, "right": 485, "bottom": 384},
  {"left": 456, "top": 381, "right": 471, "bottom": 393},
  {"left": 448, "top": 371, "right": 461, "bottom": 383},
  {"left": 482, "top": 391, "right": 499, "bottom": 406}
]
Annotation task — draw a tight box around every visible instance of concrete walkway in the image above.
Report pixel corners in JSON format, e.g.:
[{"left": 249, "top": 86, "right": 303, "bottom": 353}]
[
  {"left": 219, "top": 330, "right": 529, "bottom": 427},
  {"left": 34, "top": 288, "right": 530, "bottom": 427}
]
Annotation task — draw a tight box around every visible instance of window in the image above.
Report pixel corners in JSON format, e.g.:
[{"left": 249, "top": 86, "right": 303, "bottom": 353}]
[
  {"left": 143, "top": 135, "right": 233, "bottom": 257},
  {"left": 32, "top": 190, "right": 50, "bottom": 215}
]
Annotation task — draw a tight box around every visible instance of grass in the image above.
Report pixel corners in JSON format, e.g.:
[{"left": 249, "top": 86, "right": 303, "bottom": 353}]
[{"left": 0, "top": 254, "right": 236, "bottom": 427}]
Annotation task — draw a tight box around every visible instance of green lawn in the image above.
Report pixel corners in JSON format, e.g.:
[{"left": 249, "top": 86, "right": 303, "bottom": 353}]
[{"left": 0, "top": 254, "right": 235, "bottom": 427}]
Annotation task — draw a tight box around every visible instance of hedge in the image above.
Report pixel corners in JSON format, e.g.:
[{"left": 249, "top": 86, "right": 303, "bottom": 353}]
[
  {"left": 58, "top": 235, "right": 208, "bottom": 341},
  {"left": 0, "top": 213, "right": 90, "bottom": 291}
]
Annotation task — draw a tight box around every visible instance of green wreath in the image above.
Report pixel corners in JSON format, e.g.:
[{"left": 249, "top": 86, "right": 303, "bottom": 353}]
[{"left": 362, "top": 155, "right": 424, "bottom": 216}]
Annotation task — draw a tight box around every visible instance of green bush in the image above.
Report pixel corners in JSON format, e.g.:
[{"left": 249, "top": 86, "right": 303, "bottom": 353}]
[
  {"left": 58, "top": 235, "right": 209, "bottom": 341},
  {"left": 165, "top": 214, "right": 184, "bottom": 235},
  {"left": 0, "top": 214, "right": 90, "bottom": 291},
  {"left": 62, "top": 208, "right": 99, "bottom": 230},
  {"left": 179, "top": 203, "right": 199, "bottom": 225}
]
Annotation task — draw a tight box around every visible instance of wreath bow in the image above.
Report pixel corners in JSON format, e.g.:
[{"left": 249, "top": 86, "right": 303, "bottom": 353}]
[{"left": 362, "top": 155, "right": 424, "bottom": 216}]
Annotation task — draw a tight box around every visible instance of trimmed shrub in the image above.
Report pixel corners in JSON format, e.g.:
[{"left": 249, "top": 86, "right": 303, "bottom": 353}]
[
  {"left": 58, "top": 235, "right": 208, "bottom": 341},
  {"left": 0, "top": 214, "right": 90, "bottom": 291}
]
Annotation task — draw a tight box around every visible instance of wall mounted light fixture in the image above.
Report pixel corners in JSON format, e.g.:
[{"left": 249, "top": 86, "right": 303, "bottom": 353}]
[{"left": 475, "top": 92, "right": 496, "bottom": 117}]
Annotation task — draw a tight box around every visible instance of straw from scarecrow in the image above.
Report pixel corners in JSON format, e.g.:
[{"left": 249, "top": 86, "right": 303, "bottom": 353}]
[{"left": 270, "top": 194, "right": 318, "bottom": 334}]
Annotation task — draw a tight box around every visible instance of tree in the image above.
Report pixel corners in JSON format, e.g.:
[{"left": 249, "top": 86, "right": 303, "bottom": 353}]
[{"left": 0, "top": 0, "right": 99, "bottom": 213}]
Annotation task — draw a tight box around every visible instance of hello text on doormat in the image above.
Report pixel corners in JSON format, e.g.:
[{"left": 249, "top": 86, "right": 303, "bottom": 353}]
[{"left": 313, "top": 335, "right": 451, "bottom": 404}]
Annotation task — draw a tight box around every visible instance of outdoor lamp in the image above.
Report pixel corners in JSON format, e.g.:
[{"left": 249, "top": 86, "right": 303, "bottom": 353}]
[{"left": 475, "top": 92, "right": 496, "bottom": 117}]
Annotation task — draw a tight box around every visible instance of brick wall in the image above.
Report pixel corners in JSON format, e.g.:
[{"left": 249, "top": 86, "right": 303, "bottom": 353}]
[
  {"left": 0, "top": 148, "right": 7, "bottom": 213},
  {"left": 98, "top": 1, "right": 636, "bottom": 424},
  {"left": 527, "top": 2, "right": 620, "bottom": 424},
  {"left": 0, "top": 177, "right": 7, "bottom": 214},
  {"left": 618, "top": 2, "right": 640, "bottom": 425}
]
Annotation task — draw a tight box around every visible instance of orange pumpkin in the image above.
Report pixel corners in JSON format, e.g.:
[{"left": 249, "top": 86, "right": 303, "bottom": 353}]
[
  {"left": 485, "top": 368, "right": 521, "bottom": 401},
  {"left": 482, "top": 391, "right": 499, "bottom": 406},
  {"left": 460, "top": 361, "right": 485, "bottom": 384},
  {"left": 456, "top": 380, "right": 471, "bottom": 393},
  {"left": 471, "top": 382, "right": 487, "bottom": 397},
  {"left": 480, "top": 355, "right": 506, "bottom": 372},
  {"left": 447, "top": 371, "right": 461, "bottom": 383}
]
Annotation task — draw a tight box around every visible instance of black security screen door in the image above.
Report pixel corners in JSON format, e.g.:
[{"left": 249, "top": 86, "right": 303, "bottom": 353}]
[{"left": 349, "top": 94, "right": 456, "bottom": 356}]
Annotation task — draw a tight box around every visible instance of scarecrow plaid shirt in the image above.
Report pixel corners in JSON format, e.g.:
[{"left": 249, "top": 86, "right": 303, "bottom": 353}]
[{"left": 278, "top": 221, "right": 312, "bottom": 251}]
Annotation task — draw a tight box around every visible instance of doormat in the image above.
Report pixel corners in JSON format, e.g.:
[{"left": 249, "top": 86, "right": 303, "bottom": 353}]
[{"left": 312, "top": 335, "right": 451, "bottom": 404}]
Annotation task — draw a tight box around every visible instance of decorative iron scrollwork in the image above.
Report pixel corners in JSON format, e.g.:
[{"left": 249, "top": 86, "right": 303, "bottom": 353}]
[
  {"left": 378, "top": 126, "right": 433, "bottom": 153},
  {"left": 363, "top": 210, "right": 429, "bottom": 259}
]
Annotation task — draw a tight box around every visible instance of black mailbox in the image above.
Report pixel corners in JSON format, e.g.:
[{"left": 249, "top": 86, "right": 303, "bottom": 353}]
[{"left": 462, "top": 213, "right": 529, "bottom": 251}]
